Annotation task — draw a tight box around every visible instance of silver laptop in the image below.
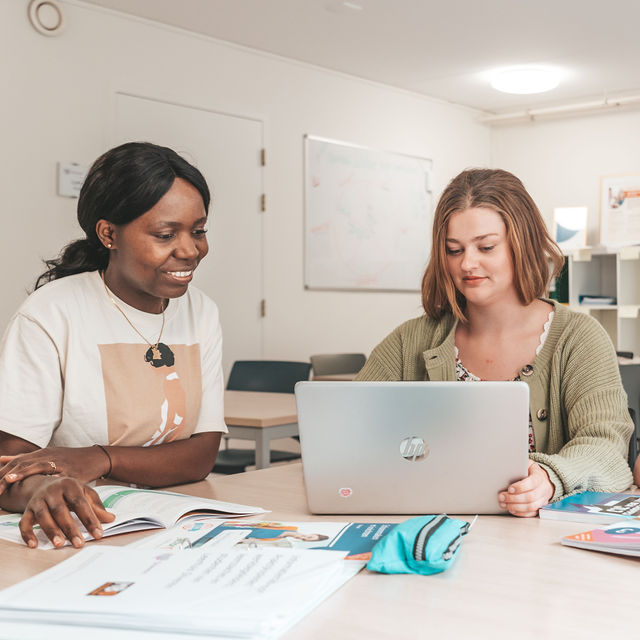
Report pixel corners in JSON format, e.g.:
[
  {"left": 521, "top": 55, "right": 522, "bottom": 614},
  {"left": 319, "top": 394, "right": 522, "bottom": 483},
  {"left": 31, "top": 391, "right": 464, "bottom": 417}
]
[{"left": 295, "top": 381, "right": 529, "bottom": 514}]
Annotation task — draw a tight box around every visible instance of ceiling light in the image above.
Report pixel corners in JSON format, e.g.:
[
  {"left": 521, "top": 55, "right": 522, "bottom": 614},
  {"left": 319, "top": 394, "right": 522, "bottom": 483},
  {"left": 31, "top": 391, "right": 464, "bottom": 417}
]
[{"left": 489, "top": 65, "right": 561, "bottom": 95}]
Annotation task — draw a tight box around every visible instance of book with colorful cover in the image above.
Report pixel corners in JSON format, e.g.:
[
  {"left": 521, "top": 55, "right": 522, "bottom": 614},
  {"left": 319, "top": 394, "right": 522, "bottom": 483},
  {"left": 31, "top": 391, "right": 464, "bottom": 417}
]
[
  {"left": 562, "top": 521, "right": 640, "bottom": 557},
  {"left": 539, "top": 492, "right": 640, "bottom": 524},
  {"left": 0, "top": 485, "right": 266, "bottom": 549}
]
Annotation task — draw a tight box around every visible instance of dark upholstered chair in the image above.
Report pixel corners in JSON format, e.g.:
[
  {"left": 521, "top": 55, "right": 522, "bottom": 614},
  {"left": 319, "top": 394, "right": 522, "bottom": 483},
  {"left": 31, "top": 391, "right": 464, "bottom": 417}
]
[
  {"left": 227, "top": 360, "right": 312, "bottom": 393},
  {"left": 309, "top": 353, "right": 366, "bottom": 377},
  {"left": 213, "top": 360, "right": 311, "bottom": 474}
]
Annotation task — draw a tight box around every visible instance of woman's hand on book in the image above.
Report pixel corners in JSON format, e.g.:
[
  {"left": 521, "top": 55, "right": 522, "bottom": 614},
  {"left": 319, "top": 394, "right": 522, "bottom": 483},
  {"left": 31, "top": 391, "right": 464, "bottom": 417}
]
[
  {"left": 18, "top": 476, "right": 115, "bottom": 549},
  {"left": 0, "top": 446, "right": 109, "bottom": 495},
  {"left": 498, "top": 461, "right": 554, "bottom": 517}
]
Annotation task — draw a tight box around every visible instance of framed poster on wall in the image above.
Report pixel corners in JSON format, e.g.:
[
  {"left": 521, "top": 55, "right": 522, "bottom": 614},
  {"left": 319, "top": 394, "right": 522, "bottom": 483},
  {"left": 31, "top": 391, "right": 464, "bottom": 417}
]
[
  {"left": 304, "top": 136, "right": 433, "bottom": 291},
  {"left": 600, "top": 174, "right": 640, "bottom": 247}
]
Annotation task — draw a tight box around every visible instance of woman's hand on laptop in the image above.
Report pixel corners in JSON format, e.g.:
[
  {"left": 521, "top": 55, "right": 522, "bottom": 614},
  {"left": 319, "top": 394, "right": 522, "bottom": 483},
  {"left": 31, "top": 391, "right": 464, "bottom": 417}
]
[{"left": 498, "top": 461, "right": 554, "bottom": 517}]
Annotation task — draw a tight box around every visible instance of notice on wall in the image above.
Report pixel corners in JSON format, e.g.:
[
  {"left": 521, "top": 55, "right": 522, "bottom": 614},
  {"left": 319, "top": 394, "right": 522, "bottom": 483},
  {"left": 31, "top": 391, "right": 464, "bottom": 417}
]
[
  {"left": 58, "top": 162, "right": 88, "bottom": 198},
  {"left": 600, "top": 174, "right": 640, "bottom": 247}
]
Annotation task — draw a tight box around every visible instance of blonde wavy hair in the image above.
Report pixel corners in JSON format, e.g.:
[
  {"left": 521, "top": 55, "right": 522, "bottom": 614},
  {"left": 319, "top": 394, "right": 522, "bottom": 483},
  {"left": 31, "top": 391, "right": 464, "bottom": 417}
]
[{"left": 421, "top": 168, "right": 564, "bottom": 321}]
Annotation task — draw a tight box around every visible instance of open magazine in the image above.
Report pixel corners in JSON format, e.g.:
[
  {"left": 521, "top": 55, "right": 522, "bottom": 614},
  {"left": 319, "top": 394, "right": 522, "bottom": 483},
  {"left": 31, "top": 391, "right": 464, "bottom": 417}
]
[
  {"left": 130, "top": 518, "right": 396, "bottom": 561},
  {"left": 0, "top": 485, "right": 266, "bottom": 549}
]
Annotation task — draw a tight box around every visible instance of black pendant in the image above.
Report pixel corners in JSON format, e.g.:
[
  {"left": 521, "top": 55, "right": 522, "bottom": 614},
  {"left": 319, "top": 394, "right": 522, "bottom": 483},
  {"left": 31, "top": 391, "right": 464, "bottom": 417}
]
[{"left": 144, "top": 343, "right": 175, "bottom": 368}]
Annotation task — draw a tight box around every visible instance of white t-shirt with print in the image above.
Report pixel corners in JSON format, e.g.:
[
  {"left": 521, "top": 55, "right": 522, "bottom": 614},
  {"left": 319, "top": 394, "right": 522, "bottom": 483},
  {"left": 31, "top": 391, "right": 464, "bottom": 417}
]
[{"left": 0, "top": 271, "right": 227, "bottom": 448}]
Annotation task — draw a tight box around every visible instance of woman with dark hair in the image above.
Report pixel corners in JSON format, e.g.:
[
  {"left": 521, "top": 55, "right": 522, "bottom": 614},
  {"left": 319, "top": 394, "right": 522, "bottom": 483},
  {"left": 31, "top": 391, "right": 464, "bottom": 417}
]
[
  {"left": 357, "top": 168, "right": 633, "bottom": 516},
  {"left": 0, "top": 142, "right": 226, "bottom": 547}
]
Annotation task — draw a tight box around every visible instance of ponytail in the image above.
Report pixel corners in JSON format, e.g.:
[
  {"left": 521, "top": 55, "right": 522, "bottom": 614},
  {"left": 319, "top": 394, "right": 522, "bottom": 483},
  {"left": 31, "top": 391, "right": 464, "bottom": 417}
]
[{"left": 34, "top": 238, "right": 109, "bottom": 289}]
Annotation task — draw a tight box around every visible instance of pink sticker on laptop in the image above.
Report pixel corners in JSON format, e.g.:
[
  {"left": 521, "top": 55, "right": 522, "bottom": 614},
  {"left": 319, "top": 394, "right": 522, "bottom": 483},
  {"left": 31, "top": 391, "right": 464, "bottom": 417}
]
[{"left": 339, "top": 488, "right": 353, "bottom": 498}]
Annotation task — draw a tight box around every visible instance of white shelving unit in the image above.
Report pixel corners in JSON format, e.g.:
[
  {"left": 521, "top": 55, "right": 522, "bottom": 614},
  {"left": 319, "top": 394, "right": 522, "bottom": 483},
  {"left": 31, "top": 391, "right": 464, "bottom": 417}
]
[{"left": 567, "top": 246, "right": 640, "bottom": 364}]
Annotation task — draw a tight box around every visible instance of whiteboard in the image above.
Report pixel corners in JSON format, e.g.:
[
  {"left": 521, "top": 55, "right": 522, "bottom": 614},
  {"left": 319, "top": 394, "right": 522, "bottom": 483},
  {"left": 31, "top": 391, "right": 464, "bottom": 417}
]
[{"left": 304, "top": 136, "right": 433, "bottom": 291}]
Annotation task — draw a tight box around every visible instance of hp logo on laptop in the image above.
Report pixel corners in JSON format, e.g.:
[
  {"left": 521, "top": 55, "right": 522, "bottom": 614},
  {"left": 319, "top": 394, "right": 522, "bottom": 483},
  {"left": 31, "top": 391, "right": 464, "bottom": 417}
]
[{"left": 400, "top": 436, "right": 429, "bottom": 462}]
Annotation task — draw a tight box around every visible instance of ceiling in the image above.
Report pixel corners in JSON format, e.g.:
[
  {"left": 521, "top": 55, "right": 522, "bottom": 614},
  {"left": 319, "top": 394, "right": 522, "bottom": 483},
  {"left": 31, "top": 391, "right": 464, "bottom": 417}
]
[{"left": 81, "top": 0, "right": 640, "bottom": 113}]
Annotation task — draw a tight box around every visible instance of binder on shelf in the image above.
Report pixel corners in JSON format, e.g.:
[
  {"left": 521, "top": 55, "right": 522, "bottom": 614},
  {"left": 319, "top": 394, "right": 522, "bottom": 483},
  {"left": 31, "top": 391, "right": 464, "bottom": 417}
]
[
  {"left": 618, "top": 306, "right": 640, "bottom": 319},
  {"left": 619, "top": 246, "right": 640, "bottom": 261},
  {"left": 571, "top": 247, "right": 592, "bottom": 262}
]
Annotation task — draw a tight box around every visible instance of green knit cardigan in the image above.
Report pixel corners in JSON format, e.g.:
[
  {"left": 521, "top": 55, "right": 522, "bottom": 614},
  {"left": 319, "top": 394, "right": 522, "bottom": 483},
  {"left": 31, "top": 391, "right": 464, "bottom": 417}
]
[{"left": 356, "top": 300, "right": 633, "bottom": 500}]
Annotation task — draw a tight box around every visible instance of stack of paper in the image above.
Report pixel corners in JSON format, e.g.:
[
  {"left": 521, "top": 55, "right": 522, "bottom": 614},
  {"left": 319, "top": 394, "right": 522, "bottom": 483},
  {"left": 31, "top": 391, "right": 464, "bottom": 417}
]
[{"left": 0, "top": 546, "right": 351, "bottom": 638}]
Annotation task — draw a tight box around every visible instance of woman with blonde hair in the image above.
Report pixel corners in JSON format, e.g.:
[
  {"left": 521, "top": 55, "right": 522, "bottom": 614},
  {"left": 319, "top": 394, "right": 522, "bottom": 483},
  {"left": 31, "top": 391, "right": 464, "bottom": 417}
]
[{"left": 357, "top": 168, "right": 633, "bottom": 516}]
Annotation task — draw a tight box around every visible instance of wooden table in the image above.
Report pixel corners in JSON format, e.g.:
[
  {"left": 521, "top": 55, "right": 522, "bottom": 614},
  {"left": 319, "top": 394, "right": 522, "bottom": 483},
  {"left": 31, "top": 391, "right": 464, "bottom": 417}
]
[
  {"left": 2, "top": 464, "right": 638, "bottom": 639},
  {"left": 223, "top": 390, "right": 298, "bottom": 469},
  {"left": 311, "top": 373, "right": 357, "bottom": 381}
]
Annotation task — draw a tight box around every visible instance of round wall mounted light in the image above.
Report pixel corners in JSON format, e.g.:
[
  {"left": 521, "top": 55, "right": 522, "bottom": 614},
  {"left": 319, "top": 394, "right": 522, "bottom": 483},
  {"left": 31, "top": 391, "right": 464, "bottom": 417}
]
[
  {"left": 28, "top": 0, "right": 65, "bottom": 37},
  {"left": 489, "top": 65, "right": 561, "bottom": 95}
]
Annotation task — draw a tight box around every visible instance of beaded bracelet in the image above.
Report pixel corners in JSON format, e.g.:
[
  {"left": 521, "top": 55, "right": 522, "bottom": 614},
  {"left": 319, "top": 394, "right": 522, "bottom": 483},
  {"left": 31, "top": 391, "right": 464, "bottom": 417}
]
[{"left": 94, "top": 444, "right": 113, "bottom": 479}]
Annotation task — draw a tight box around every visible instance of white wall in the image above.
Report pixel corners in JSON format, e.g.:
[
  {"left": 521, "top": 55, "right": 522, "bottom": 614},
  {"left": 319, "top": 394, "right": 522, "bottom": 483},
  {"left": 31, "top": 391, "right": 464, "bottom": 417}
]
[
  {"left": 490, "top": 109, "right": 640, "bottom": 245},
  {"left": 1, "top": 0, "right": 490, "bottom": 365}
]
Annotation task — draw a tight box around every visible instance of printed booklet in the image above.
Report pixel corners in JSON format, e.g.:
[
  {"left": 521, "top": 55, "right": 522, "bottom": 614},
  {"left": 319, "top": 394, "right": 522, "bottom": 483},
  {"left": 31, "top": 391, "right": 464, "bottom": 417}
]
[
  {"left": 0, "top": 485, "right": 266, "bottom": 549},
  {"left": 562, "top": 521, "right": 640, "bottom": 557},
  {"left": 0, "top": 545, "right": 352, "bottom": 638},
  {"left": 539, "top": 492, "right": 640, "bottom": 524},
  {"left": 130, "top": 518, "right": 396, "bottom": 561}
]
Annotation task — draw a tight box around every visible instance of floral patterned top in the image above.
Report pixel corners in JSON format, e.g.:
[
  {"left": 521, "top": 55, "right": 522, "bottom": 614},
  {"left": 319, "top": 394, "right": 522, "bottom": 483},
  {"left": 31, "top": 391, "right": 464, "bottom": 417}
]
[{"left": 455, "top": 311, "right": 555, "bottom": 453}]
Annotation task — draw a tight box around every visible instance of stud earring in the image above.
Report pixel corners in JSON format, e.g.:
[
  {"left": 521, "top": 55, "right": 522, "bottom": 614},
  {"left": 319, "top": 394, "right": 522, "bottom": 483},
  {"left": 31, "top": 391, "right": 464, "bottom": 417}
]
[{"left": 107, "top": 243, "right": 112, "bottom": 249}]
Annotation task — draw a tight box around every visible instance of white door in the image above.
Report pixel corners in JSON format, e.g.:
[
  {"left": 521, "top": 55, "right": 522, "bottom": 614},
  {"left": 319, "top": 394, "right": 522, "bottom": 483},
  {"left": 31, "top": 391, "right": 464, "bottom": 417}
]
[{"left": 114, "top": 93, "right": 263, "bottom": 379}]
